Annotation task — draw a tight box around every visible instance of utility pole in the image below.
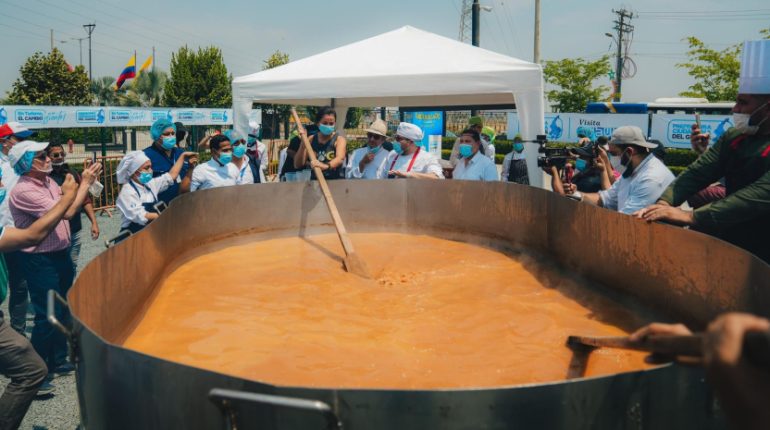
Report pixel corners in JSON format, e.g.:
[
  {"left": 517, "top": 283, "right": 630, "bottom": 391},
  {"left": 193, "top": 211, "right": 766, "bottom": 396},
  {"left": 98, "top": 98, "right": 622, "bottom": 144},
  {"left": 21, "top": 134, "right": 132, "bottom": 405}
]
[
  {"left": 459, "top": 0, "right": 472, "bottom": 42},
  {"left": 50, "top": 29, "right": 54, "bottom": 51},
  {"left": 152, "top": 46, "right": 156, "bottom": 72},
  {"left": 534, "top": 0, "right": 541, "bottom": 63},
  {"left": 73, "top": 38, "right": 85, "bottom": 65},
  {"left": 611, "top": 9, "right": 634, "bottom": 102},
  {"left": 83, "top": 23, "right": 96, "bottom": 80},
  {"left": 471, "top": 0, "right": 480, "bottom": 47}
]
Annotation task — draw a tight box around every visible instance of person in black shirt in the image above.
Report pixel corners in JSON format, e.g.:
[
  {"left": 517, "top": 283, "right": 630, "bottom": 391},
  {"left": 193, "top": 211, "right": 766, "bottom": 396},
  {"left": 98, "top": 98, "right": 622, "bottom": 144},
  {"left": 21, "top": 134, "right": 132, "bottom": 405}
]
[
  {"left": 293, "top": 107, "right": 347, "bottom": 180},
  {"left": 46, "top": 143, "right": 99, "bottom": 272}
]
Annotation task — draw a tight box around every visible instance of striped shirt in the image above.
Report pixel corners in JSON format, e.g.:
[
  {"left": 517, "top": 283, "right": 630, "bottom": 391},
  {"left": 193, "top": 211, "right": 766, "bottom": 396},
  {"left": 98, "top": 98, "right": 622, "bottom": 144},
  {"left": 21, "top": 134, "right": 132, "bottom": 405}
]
[{"left": 9, "top": 175, "right": 71, "bottom": 253}]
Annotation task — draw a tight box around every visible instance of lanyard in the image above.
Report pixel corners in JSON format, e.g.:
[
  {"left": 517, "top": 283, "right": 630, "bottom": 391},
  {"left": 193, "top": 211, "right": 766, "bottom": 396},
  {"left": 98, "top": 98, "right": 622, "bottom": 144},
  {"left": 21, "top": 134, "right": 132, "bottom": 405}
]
[{"left": 389, "top": 147, "right": 421, "bottom": 172}]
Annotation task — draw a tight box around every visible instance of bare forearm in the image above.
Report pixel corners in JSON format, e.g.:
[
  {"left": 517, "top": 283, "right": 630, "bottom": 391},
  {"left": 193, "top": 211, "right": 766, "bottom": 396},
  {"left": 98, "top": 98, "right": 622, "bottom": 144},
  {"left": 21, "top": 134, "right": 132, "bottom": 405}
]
[
  {"left": 168, "top": 156, "right": 186, "bottom": 180},
  {"left": 600, "top": 169, "right": 611, "bottom": 190},
  {"left": 64, "top": 185, "right": 90, "bottom": 219},
  {"left": 582, "top": 193, "right": 602, "bottom": 206},
  {"left": 83, "top": 202, "right": 97, "bottom": 225}
]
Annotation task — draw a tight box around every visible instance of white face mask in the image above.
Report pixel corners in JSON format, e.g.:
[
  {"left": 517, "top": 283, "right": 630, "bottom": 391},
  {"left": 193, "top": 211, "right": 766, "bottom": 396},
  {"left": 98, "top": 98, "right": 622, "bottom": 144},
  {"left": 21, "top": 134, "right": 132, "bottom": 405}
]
[
  {"left": 609, "top": 154, "right": 625, "bottom": 173},
  {"left": 733, "top": 102, "right": 769, "bottom": 135}
]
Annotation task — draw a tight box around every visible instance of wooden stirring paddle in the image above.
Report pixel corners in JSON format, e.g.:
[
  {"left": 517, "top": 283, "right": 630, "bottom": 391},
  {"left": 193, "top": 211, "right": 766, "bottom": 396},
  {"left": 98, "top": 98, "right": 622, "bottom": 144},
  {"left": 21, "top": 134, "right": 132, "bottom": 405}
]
[
  {"left": 290, "top": 108, "right": 371, "bottom": 278},
  {"left": 565, "top": 331, "right": 770, "bottom": 379}
]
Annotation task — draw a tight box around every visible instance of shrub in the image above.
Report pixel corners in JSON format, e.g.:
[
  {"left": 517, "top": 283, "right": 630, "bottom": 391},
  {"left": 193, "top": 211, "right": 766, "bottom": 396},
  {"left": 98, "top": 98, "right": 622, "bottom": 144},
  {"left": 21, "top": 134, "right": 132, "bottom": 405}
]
[{"left": 664, "top": 148, "right": 698, "bottom": 167}]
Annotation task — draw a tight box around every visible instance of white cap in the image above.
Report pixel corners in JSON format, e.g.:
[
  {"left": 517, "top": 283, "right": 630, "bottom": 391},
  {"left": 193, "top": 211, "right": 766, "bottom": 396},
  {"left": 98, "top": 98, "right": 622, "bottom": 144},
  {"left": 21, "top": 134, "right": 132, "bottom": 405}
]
[
  {"left": 396, "top": 122, "right": 423, "bottom": 143},
  {"left": 739, "top": 40, "right": 770, "bottom": 95},
  {"left": 8, "top": 140, "right": 48, "bottom": 167},
  {"left": 116, "top": 151, "right": 150, "bottom": 184},
  {"left": 609, "top": 126, "right": 658, "bottom": 148}
]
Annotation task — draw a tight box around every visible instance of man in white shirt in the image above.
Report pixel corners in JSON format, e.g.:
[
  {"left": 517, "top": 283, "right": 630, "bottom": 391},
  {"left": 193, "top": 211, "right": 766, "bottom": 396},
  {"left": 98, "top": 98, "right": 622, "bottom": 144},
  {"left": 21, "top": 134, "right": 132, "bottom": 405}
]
[
  {"left": 189, "top": 135, "right": 239, "bottom": 192},
  {"left": 563, "top": 126, "right": 675, "bottom": 214},
  {"left": 452, "top": 129, "right": 499, "bottom": 181},
  {"left": 346, "top": 119, "right": 391, "bottom": 179},
  {"left": 385, "top": 122, "right": 444, "bottom": 179}
]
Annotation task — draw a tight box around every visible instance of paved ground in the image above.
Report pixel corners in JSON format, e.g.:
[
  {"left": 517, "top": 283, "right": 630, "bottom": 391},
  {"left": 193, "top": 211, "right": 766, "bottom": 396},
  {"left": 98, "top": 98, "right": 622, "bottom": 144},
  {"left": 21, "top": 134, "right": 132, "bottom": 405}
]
[{"left": 0, "top": 212, "right": 122, "bottom": 430}]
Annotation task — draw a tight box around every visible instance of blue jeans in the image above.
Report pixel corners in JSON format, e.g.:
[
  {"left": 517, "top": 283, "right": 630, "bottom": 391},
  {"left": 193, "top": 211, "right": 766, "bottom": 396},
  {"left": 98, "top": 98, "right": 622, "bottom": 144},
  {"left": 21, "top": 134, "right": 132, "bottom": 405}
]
[
  {"left": 21, "top": 250, "right": 74, "bottom": 373},
  {"left": 69, "top": 230, "right": 82, "bottom": 273}
]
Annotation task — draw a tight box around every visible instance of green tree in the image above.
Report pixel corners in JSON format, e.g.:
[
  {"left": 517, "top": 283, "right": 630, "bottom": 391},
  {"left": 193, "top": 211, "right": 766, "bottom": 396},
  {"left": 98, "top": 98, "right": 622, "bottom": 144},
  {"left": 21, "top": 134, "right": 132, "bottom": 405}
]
[
  {"left": 677, "top": 37, "right": 741, "bottom": 101},
  {"left": 7, "top": 48, "right": 90, "bottom": 105},
  {"left": 263, "top": 50, "right": 289, "bottom": 70},
  {"left": 133, "top": 69, "right": 168, "bottom": 107},
  {"left": 677, "top": 28, "right": 769, "bottom": 102},
  {"left": 542, "top": 55, "right": 611, "bottom": 112},
  {"left": 164, "top": 46, "right": 231, "bottom": 107}
]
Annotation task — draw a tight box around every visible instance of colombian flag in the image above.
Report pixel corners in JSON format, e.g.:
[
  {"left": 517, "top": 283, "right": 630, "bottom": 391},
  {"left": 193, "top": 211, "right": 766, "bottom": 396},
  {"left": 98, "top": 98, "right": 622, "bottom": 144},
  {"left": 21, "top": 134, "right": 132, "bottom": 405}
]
[{"left": 115, "top": 54, "right": 136, "bottom": 90}]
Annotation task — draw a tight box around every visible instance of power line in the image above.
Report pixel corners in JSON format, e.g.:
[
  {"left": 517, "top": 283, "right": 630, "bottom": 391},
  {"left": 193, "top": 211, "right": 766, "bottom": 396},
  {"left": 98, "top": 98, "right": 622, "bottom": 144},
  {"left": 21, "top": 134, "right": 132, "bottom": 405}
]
[{"left": 63, "top": 0, "right": 258, "bottom": 69}]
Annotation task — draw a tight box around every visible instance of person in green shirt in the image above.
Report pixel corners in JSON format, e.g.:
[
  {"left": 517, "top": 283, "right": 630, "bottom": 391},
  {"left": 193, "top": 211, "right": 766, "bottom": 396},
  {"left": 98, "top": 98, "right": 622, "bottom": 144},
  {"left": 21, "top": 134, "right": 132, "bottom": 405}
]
[
  {"left": 0, "top": 169, "right": 81, "bottom": 429},
  {"left": 635, "top": 40, "right": 770, "bottom": 263}
]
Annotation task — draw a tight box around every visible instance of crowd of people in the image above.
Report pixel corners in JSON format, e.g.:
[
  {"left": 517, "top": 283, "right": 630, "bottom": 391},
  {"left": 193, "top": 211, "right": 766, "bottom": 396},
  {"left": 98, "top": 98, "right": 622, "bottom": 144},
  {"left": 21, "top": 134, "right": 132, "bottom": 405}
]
[{"left": 0, "top": 39, "right": 768, "bottom": 430}]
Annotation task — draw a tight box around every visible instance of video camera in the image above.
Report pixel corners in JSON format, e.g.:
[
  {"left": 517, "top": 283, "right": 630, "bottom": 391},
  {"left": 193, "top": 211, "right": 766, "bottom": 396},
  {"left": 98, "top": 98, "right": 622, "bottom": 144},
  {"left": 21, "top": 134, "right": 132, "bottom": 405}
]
[{"left": 535, "top": 134, "right": 574, "bottom": 170}]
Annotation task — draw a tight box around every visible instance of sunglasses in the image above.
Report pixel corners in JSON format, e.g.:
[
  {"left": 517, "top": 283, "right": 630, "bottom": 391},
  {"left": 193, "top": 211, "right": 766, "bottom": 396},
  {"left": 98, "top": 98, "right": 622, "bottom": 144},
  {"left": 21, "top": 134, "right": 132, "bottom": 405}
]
[
  {"left": 49, "top": 152, "right": 65, "bottom": 159},
  {"left": 367, "top": 133, "right": 384, "bottom": 140}
]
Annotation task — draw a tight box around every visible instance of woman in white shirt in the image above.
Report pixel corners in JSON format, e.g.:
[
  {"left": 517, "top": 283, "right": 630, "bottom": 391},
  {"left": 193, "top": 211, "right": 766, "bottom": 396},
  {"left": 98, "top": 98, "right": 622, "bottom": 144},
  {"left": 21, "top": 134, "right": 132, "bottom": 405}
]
[
  {"left": 385, "top": 122, "right": 444, "bottom": 179},
  {"left": 189, "top": 135, "right": 239, "bottom": 192},
  {"left": 115, "top": 150, "right": 195, "bottom": 235},
  {"left": 451, "top": 129, "right": 499, "bottom": 181},
  {"left": 346, "top": 119, "right": 392, "bottom": 179}
]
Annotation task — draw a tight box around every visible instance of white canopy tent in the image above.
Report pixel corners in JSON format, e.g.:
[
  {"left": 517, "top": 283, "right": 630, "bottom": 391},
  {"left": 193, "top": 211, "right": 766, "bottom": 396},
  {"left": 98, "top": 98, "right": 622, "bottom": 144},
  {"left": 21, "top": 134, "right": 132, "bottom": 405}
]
[{"left": 232, "top": 26, "right": 545, "bottom": 186}]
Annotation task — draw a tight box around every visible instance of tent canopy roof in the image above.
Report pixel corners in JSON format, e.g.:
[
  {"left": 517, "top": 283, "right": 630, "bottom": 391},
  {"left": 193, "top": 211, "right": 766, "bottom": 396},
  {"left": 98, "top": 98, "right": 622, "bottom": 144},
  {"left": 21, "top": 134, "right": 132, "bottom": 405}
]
[{"left": 232, "top": 26, "right": 542, "bottom": 107}]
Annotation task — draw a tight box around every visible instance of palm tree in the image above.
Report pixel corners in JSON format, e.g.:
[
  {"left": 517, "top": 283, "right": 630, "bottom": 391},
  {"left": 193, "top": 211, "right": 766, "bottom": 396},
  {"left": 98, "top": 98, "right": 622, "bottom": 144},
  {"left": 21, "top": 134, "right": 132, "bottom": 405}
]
[
  {"left": 91, "top": 76, "right": 118, "bottom": 106},
  {"left": 133, "top": 70, "right": 167, "bottom": 107}
]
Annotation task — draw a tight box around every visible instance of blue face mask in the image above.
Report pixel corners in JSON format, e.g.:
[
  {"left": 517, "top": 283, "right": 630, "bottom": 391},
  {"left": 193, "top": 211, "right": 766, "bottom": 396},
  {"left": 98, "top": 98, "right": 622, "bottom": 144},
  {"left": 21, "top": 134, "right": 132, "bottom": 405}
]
[
  {"left": 13, "top": 151, "right": 35, "bottom": 176},
  {"left": 458, "top": 143, "right": 473, "bottom": 158},
  {"left": 233, "top": 144, "right": 246, "bottom": 158},
  {"left": 392, "top": 141, "right": 403, "bottom": 155},
  {"left": 318, "top": 124, "right": 335, "bottom": 136},
  {"left": 367, "top": 145, "right": 380, "bottom": 154},
  {"left": 161, "top": 136, "right": 176, "bottom": 149},
  {"left": 218, "top": 152, "right": 233, "bottom": 164},
  {"left": 0, "top": 188, "right": 6, "bottom": 205},
  {"left": 138, "top": 171, "right": 153, "bottom": 184},
  {"left": 575, "top": 159, "right": 588, "bottom": 171},
  {"left": 513, "top": 142, "right": 525, "bottom": 153}
]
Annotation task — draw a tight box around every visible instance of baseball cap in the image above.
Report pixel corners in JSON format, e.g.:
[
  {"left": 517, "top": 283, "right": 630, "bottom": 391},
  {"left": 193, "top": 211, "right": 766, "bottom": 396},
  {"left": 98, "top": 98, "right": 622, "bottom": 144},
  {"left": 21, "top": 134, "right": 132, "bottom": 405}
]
[
  {"left": 9, "top": 140, "right": 49, "bottom": 167},
  {"left": 610, "top": 126, "right": 658, "bottom": 148},
  {"left": 0, "top": 122, "right": 35, "bottom": 139}
]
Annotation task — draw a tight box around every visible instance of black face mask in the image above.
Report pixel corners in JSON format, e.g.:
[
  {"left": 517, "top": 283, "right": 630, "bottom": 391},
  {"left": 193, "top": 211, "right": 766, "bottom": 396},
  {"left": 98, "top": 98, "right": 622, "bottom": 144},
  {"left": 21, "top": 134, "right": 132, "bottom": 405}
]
[{"left": 620, "top": 149, "right": 635, "bottom": 178}]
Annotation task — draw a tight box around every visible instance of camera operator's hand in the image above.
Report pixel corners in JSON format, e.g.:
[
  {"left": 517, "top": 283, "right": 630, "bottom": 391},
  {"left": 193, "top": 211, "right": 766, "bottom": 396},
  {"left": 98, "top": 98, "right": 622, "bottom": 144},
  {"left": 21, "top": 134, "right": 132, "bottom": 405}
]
[
  {"left": 542, "top": 165, "right": 559, "bottom": 176},
  {"left": 564, "top": 183, "right": 577, "bottom": 195},
  {"left": 691, "top": 124, "right": 710, "bottom": 155}
]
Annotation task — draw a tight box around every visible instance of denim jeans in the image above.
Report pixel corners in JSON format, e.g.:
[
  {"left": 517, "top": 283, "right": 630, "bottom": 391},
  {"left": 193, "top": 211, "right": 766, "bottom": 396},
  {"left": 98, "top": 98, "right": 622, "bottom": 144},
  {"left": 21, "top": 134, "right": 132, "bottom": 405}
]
[
  {"left": 0, "top": 316, "right": 47, "bottom": 430},
  {"left": 3, "top": 251, "right": 29, "bottom": 335},
  {"left": 69, "top": 230, "right": 82, "bottom": 274},
  {"left": 21, "top": 250, "right": 74, "bottom": 373}
]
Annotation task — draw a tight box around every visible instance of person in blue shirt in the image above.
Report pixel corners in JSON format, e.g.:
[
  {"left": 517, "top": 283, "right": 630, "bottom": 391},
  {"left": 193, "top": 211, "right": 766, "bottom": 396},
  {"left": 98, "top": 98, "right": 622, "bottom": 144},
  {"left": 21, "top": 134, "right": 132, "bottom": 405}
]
[{"left": 143, "top": 119, "right": 189, "bottom": 205}]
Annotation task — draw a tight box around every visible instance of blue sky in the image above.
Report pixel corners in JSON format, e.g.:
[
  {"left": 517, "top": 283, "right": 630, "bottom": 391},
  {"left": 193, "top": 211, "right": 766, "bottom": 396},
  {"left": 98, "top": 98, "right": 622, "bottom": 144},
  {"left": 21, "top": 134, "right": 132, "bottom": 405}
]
[{"left": 1, "top": 0, "right": 768, "bottom": 103}]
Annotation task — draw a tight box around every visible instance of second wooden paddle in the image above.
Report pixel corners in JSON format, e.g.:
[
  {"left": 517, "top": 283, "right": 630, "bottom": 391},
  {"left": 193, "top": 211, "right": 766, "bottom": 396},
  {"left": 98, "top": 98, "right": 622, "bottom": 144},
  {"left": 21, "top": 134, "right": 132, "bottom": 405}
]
[{"left": 290, "top": 108, "right": 371, "bottom": 278}]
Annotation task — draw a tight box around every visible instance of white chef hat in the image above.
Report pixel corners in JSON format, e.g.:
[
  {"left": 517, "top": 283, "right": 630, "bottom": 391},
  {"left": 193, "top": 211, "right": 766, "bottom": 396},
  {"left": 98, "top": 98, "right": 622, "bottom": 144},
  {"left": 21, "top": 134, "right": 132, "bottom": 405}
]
[
  {"left": 116, "top": 151, "right": 151, "bottom": 184},
  {"left": 396, "top": 122, "right": 424, "bottom": 143},
  {"left": 739, "top": 39, "right": 770, "bottom": 95}
]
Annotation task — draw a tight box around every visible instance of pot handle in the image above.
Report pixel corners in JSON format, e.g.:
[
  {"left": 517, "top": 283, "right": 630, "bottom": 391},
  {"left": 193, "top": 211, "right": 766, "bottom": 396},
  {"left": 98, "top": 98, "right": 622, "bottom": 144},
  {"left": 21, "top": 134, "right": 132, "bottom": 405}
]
[
  {"left": 47, "top": 289, "right": 72, "bottom": 338},
  {"left": 208, "top": 388, "right": 342, "bottom": 430}
]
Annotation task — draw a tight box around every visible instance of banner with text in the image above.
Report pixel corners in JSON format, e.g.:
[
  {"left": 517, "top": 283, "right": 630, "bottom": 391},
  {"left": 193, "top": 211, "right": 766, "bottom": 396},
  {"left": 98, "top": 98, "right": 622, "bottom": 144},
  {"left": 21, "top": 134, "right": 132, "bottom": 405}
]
[
  {"left": 0, "top": 106, "right": 254, "bottom": 129},
  {"left": 404, "top": 111, "right": 443, "bottom": 157},
  {"left": 508, "top": 113, "right": 649, "bottom": 143},
  {"left": 650, "top": 114, "right": 733, "bottom": 149}
]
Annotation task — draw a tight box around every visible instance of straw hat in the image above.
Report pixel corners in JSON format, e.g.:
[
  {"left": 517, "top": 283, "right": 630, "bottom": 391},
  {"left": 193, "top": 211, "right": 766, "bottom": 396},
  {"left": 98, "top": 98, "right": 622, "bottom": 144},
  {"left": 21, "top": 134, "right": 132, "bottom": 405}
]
[{"left": 365, "top": 119, "right": 388, "bottom": 137}]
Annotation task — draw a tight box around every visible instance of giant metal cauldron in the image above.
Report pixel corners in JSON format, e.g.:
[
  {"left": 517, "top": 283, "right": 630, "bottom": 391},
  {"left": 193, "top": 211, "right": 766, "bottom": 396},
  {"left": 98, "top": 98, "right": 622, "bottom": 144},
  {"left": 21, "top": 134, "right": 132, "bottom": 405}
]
[{"left": 62, "top": 180, "right": 770, "bottom": 429}]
